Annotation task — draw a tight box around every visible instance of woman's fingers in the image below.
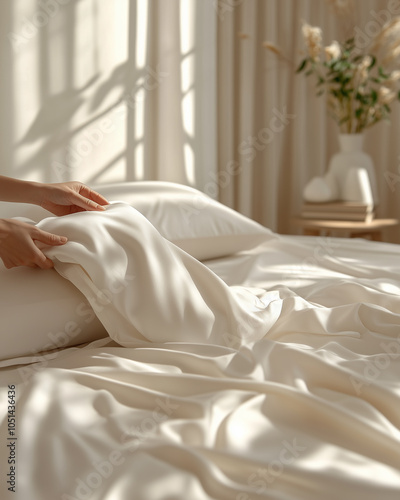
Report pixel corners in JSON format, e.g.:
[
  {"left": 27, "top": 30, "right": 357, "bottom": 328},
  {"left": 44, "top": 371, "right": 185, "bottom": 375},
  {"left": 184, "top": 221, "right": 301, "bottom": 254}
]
[
  {"left": 32, "top": 228, "right": 69, "bottom": 268},
  {"left": 33, "top": 228, "right": 68, "bottom": 246},
  {"left": 0, "top": 220, "right": 68, "bottom": 269},
  {"left": 38, "top": 182, "right": 109, "bottom": 216},
  {"left": 77, "top": 184, "right": 109, "bottom": 209},
  {"left": 68, "top": 191, "right": 107, "bottom": 212},
  {"left": 64, "top": 182, "right": 109, "bottom": 211},
  {"left": 29, "top": 247, "right": 54, "bottom": 269}
]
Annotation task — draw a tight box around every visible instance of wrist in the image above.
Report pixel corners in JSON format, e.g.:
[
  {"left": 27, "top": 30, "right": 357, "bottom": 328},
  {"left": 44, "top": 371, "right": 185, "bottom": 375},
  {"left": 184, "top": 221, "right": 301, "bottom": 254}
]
[
  {"left": 0, "top": 218, "right": 11, "bottom": 240},
  {"left": 26, "top": 181, "right": 47, "bottom": 206},
  {"left": 0, "top": 218, "right": 6, "bottom": 235},
  {"left": 0, "top": 176, "right": 45, "bottom": 205}
]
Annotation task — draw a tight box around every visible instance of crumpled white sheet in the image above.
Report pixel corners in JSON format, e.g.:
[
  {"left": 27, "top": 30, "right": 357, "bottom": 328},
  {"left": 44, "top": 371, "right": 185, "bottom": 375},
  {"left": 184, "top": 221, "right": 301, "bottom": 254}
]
[
  {"left": 1, "top": 204, "right": 400, "bottom": 500},
  {"left": 39, "top": 202, "right": 283, "bottom": 348},
  {"left": 40, "top": 202, "right": 400, "bottom": 358}
]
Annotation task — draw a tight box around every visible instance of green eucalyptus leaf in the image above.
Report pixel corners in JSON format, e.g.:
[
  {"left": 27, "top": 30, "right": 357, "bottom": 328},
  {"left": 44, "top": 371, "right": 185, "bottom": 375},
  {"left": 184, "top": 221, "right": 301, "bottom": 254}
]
[
  {"left": 368, "top": 55, "right": 376, "bottom": 69},
  {"left": 342, "top": 77, "right": 352, "bottom": 86},
  {"left": 340, "top": 88, "right": 350, "bottom": 97},
  {"left": 296, "top": 59, "right": 307, "bottom": 73},
  {"left": 331, "top": 89, "right": 341, "bottom": 98},
  {"left": 378, "top": 66, "right": 389, "bottom": 79}
]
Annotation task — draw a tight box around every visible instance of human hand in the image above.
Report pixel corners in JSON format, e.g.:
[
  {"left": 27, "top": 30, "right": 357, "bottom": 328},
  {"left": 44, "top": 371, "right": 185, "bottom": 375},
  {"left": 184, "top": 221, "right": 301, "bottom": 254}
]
[
  {"left": 0, "top": 218, "right": 67, "bottom": 269},
  {"left": 37, "top": 181, "right": 109, "bottom": 216}
]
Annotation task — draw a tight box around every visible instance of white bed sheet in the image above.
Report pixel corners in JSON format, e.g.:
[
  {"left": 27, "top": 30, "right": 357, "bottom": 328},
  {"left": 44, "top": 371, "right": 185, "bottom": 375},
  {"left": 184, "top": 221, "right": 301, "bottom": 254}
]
[{"left": 1, "top": 227, "right": 400, "bottom": 500}]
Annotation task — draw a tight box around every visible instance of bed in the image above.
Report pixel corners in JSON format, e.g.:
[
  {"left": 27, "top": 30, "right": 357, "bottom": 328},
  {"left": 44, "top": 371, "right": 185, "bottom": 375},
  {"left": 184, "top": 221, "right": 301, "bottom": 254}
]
[{"left": 0, "top": 181, "right": 400, "bottom": 500}]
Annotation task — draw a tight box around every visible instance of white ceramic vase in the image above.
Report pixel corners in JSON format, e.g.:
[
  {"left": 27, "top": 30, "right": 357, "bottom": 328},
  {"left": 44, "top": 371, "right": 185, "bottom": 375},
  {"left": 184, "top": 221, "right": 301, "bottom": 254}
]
[{"left": 325, "top": 133, "right": 379, "bottom": 206}]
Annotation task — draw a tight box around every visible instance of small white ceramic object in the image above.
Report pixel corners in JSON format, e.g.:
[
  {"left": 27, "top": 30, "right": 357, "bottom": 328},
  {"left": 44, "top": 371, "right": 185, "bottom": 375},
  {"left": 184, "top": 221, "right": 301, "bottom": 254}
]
[{"left": 303, "top": 176, "right": 334, "bottom": 202}]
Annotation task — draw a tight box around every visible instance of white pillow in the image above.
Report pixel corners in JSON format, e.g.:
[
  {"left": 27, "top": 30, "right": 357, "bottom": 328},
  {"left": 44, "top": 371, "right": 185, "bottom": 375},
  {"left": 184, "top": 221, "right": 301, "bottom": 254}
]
[
  {"left": 0, "top": 181, "right": 273, "bottom": 261},
  {"left": 0, "top": 207, "right": 109, "bottom": 363},
  {"left": 0, "top": 261, "right": 108, "bottom": 364},
  {"left": 0, "top": 201, "right": 50, "bottom": 221},
  {"left": 93, "top": 181, "right": 273, "bottom": 261}
]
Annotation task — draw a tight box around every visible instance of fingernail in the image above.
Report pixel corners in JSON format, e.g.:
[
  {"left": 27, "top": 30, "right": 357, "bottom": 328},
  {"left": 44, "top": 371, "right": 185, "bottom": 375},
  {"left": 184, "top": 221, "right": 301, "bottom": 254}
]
[{"left": 60, "top": 237, "right": 68, "bottom": 243}]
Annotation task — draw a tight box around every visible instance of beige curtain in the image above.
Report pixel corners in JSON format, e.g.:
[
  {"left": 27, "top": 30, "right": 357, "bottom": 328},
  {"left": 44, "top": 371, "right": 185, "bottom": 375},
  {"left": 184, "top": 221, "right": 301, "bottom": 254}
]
[
  {"left": 217, "top": 0, "right": 400, "bottom": 243},
  {"left": 1, "top": 0, "right": 399, "bottom": 243}
]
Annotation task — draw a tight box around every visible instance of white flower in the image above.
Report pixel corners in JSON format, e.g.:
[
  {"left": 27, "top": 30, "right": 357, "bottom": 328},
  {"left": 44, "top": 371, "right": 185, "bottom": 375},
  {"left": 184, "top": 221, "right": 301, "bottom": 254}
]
[
  {"left": 324, "top": 41, "right": 341, "bottom": 61},
  {"left": 378, "top": 86, "right": 396, "bottom": 105},
  {"left": 360, "top": 55, "right": 372, "bottom": 69},
  {"left": 386, "top": 70, "right": 400, "bottom": 91},
  {"left": 301, "top": 23, "right": 322, "bottom": 60},
  {"left": 352, "top": 56, "right": 372, "bottom": 89},
  {"left": 389, "top": 70, "right": 400, "bottom": 80}
]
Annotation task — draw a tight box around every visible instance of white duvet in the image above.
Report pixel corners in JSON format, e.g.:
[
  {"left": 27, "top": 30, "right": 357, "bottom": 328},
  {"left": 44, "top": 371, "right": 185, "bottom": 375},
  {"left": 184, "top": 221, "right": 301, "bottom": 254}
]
[{"left": 1, "top": 202, "right": 400, "bottom": 500}]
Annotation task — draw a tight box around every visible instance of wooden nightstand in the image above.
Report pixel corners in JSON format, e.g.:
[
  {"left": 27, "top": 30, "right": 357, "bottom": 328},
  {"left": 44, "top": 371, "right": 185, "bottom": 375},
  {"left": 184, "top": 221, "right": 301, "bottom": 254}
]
[{"left": 292, "top": 217, "right": 399, "bottom": 241}]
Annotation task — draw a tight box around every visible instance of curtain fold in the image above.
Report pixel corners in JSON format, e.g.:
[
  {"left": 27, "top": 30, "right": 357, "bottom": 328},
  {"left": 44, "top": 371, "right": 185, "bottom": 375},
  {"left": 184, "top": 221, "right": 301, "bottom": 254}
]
[{"left": 152, "top": 0, "right": 186, "bottom": 183}]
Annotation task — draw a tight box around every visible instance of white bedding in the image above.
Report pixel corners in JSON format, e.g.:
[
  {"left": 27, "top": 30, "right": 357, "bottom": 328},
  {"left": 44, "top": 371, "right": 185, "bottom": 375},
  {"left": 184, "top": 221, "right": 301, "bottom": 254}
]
[{"left": 1, "top": 196, "right": 400, "bottom": 500}]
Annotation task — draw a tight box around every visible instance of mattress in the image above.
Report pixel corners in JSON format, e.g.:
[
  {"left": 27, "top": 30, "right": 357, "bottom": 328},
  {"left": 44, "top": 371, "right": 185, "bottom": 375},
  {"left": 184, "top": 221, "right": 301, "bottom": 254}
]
[{"left": 0, "top": 182, "right": 399, "bottom": 500}]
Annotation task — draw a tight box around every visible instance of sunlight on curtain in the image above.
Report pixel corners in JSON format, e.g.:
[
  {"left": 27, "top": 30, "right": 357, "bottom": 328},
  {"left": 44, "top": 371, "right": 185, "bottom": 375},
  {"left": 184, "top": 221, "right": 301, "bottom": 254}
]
[
  {"left": 74, "top": 0, "right": 97, "bottom": 88},
  {"left": 133, "top": 0, "right": 148, "bottom": 179},
  {"left": 1, "top": 0, "right": 216, "bottom": 190},
  {"left": 180, "top": 0, "right": 196, "bottom": 185},
  {"left": 12, "top": 0, "right": 43, "bottom": 178},
  {"left": 66, "top": 0, "right": 130, "bottom": 184},
  {"left": 135, "top": 0, "right": 148, "bottom": 68},
  {"left": 3, "top": 0, "right": 131, "bottom": 184}
]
